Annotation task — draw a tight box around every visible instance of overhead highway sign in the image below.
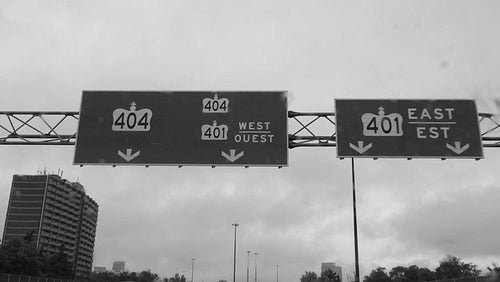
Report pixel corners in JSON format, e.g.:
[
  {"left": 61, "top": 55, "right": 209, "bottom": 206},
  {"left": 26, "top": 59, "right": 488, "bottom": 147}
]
[
  {"left": 335, "top": 99, "right": 483, "bottom": 159},
  {"left": 74, "top": 91, "right": 288, "bottom": 166}
]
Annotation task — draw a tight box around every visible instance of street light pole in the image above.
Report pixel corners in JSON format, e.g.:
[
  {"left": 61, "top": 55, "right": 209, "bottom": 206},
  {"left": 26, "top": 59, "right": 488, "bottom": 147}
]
[
  {"left": 276, "top": 265, "right": 279, "bottom": 282},
  {"left": 232, "top": 223, "right": 239, "bottom": 282},
  {"left": 246, "top": 251, "right": 251, "bottom": 282},
  {"left": 191, "top": 258, "right": 195, "bottom": 282},
  {"left": 253, "top": 253, "right": 258, "bottom": 282}
]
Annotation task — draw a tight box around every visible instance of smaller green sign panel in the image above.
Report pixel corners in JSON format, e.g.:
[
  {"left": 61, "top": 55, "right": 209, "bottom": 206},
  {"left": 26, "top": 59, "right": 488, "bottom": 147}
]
[
  {"left": 74, "top": 91, "right": 288, "bottom": 166},
  {"left": 335, "top": 99, "right": 483, "bottom": 159}
]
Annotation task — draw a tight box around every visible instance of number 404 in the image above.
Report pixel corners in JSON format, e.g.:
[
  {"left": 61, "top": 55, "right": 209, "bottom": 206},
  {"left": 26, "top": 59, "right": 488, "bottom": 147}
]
[{"left": 113, "top": 111, "right": 151, "bottom": 131}]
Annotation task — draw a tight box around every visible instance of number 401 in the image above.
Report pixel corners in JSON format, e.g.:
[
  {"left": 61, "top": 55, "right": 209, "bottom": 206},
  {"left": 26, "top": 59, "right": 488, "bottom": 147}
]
[{"left": 365, "top": 116, "right": 401, "bottom": 135}]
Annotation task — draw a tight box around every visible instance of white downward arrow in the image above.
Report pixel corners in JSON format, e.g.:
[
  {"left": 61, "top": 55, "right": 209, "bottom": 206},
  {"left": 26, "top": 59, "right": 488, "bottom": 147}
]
[
  {"left": 221, "top": 149, "right": 244, "bottom": 162},
  {"left": 118, "top": 149, "right": 141, "bottom": 162},
  {"left": 349, "top": 141, "right": 373, "bottom": 154},
  {"left": 446, "top": 142, "right": 470, "bottom": 155}
]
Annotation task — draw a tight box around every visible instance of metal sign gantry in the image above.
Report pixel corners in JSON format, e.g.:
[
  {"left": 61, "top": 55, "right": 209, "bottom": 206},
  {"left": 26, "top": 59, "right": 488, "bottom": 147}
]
[
  {"left": 0, "top": 111, "right": 499, "bottom": 148},
  {"left": 1, "top": 108, "right": 499, "bottom": 282},
  {"left": 0, "top": 112, "right": 78, "bottom": 145}
]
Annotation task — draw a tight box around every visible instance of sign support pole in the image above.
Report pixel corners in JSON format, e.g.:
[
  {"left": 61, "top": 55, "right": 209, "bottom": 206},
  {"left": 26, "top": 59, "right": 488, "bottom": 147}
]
[{"left": 351, "top": 158, "right": 360, "bottom": 282}]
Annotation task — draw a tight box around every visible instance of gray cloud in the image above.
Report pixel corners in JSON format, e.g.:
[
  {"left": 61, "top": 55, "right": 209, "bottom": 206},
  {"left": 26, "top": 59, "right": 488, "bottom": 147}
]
[{"left": 391, "top": 184, "right": 500, "bottom": 257}]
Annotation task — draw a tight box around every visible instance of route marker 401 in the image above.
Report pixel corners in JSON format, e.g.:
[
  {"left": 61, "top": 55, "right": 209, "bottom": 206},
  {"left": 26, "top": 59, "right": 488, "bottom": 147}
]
[{"left": 335, "top": 99, "right": 483, "bottom": 159}]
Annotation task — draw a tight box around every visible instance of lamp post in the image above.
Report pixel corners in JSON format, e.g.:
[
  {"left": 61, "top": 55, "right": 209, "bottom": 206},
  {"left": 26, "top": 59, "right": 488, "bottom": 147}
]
[
  {"left": 253, "top": 253, "right": 259, "bottom": 282},
  {"left": 246, "top": 251, "right": 251, "bottom": 282},
  {"left": 276, "top": 265, "right": 279, "bottom": 282},
  {"left": 232, "top": 223, "right": 239, "bottom": 282},
  {"left": 191, "top": 258, "right": 195, "bottom": 282}
]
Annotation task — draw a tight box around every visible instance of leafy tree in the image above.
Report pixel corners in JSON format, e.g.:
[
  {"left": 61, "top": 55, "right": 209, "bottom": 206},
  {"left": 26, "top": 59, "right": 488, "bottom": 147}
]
[
  {"left": 0, "top": 232, "right": 76, "bottom": 279},
  {"left": 321, "top": 269, "right": 341, "bottom": 282},
  {"left": 389, "top": 265, "right": 436, "bottom": 282},
  {"left": 168, "top": 273, "right": 187, "bottom": 282},
  {"left": 301, "top": 271, "right": 320, "bottom": 282},
  {"left": 486, "top": 263, "right": 500, "bottom": 281},
  {"left": 90, "top": 271, "right": 122, "bottom": 282},
  {"left": 45, "top": 244, "right": 75, "bottom": 279},
  {"left": 0, "top": 232, "right": 42, "bottom": 275},
  {"left": 487, "top": 262, "right": 500, "bottom": 272},
  {"left": 435, "top": 255, "right": 480, "bottom": 279},
  {"left": 138, "top": 269, "right": 159, "bottom": 282},
  {"left": 89, "top": 271, "right": 119, "bottom": 282},
  {"left": 119, "top": 271, "right": 135, "bottom": 281},
  {"left": 409, "top": 265, "right": 436, "bottom": 281},
  {"left": 128, "top": 272, "right": 139, "bottom": 281},
  {"left": 389, "top": 266, "right": 407, "bottom": 282},
  {"left": 364, "top": 267, "right": 391, "bottom": 282}
]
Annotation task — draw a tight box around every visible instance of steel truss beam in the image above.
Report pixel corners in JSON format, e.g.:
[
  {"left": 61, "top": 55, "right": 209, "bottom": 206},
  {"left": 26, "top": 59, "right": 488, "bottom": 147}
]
[
  {"left": 0, "top": 111, "right": 499, "bottom": 148},
  {"left": 0, "top": 112, "right": 79, "bottom": 145},
  {"left": 288, "top": 111, "right": 500, "bottom": 148}
]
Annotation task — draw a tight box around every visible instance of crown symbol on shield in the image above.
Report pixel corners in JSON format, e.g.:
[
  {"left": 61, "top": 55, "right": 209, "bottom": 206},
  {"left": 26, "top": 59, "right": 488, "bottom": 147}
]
[
  {"left": 202, "top": 93, "right": 229, "bottom": 113},
  {"left": 130, "top": 102, "right": 137, "bottom": 111},
  {"left": 112, "top": 102, "right": 153, "bottom": 132},
  {"left": 201, "top": 120, "right": 228, "bottom": 140}
]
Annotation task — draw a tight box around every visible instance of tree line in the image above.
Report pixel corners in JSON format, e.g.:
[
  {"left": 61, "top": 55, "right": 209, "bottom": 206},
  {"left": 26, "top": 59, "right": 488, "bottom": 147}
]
[
  {"left": 301, "top": 269, "right": 342, "bottom": 282},
  {"left": 301, "top": 256, "right": 500, "bottom": 282},
  {"left": 0, "top": 232, "right": 74, "bottom": 279},
  {"left": 89, "top": 270, "right": 161, "bottom": 282},
  {"left": 0, "top": 232, "right": 194, "bottom": 282},
  {"left": 90, "top": 271, "right": 189, "bottom": 282}
]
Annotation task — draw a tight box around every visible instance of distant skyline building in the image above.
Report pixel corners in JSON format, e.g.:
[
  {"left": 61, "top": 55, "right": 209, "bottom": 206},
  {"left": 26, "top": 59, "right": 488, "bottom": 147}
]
[
  {"left": 1, "top": 174, "right": 99, "bottom": 277},
  {"left": 94, "top": 266, "right": 106, "bottom": 273},
  {"left": 321, "top": 262, "right": 342, "bottom": 282},
  {"left": 112, "top": 261, "right": 126, "bottom": 273}
]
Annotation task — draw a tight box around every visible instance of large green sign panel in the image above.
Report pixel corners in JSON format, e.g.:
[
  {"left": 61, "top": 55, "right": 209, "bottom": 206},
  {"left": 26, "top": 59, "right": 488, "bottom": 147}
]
[
  {"left": 74, "top": 91, "right": 288, "bottom": 166},
  {"left": 335, "top": 99, "right": 483, "bottom": 159}
]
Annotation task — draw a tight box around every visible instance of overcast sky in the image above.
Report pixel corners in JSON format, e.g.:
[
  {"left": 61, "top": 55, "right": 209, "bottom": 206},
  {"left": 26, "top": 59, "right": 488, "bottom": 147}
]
[{"left": 1, "top": 1, "right": 500, "bottom": 282}]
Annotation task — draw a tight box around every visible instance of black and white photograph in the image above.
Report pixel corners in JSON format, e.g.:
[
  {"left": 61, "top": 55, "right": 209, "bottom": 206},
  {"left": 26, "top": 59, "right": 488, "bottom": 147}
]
[{"left": 0, "top": 1, "right": 499, "bottom": 282}]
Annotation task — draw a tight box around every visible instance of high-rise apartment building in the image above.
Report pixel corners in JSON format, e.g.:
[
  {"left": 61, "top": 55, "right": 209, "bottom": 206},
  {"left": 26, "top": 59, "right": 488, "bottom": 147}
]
[{"left": 1, "top": 174, "right": 99, "bottom": 277}]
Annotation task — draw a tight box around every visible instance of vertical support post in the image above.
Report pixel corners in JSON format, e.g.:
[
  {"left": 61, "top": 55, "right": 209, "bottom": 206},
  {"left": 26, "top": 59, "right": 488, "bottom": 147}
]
[
  {"left": 191, "top": 258, "right": 195, "bottom": 282},
  {"left": 232, "top": 223, "right": 239, "bottom": 282},
  {"left": 254, "top": 253, "right": 258, "bottom": 282},
  {"left": 246, "top": 251, "right": 251, "bottom": 282},
  {"left": 351, "top": 158, "right": 360, "bottom": 282}
]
